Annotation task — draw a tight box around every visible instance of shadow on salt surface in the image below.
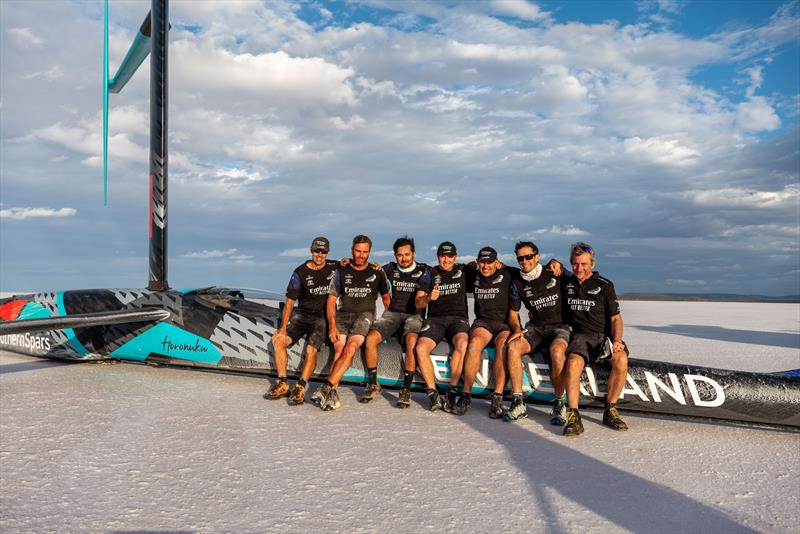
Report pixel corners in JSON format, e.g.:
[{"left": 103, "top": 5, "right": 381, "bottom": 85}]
[
  {"left": 0, "top": 358, "right": 72, "bottom": 375},
  {"left": 633, "top": 324, "right": 800, "bottom": 350},
  {"left": 462, "top": 409, "right": 757, "bottom": 533}
]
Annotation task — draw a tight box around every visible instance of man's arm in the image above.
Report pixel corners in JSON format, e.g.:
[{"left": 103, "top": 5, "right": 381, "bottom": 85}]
[
  {"left": 327, "top": 294, "right": 340, "bottom": 342},
  {"left": 609, "top": 314, "right": 624, "bottom": 352},
  {"left": 278, "top": 297, "right": 295, "bottom": 334},
  {"left": 507, "top": 309, "right": 523, "bottom": 342},
  {"left": 381, "top": 292, "right": 391, "bottom": 309}
]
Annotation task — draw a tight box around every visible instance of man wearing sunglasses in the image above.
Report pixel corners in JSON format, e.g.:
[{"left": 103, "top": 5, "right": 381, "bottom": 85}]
[
  {"left": 455, "top": 246, "right": 521, "bottom": 416},
  {"left": 414, "top": 241, "right": 472, "bottom": 412},
  {"left": 504, "top": 241, "right": 571, "bottom": 424},
  {"left": 562, "top": 242, "right": 629, "bottom": 436},
  {"left": 265, "top": 236, "right": 337, "bottom": 404}
]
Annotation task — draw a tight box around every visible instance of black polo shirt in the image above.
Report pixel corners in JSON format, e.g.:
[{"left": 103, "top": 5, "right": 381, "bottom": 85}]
[
  {"left": 471, "top": 266, "right": 520, "bottom": 323},
  {"left": 329, "top": 264, "right": 390, "bottom": 314},
  {"left": 416, "top": 264, "right": 472, "bottom": 319},
  {"left": 563, "top": 271, "right": 620, "bottom": 335},
  {"left": 508, "top": 266, "right": 565, "bottom": 326},
  {"left": 384, "top": 261, "right": 429, "bottom": 314},
  {"left": 285, "top": 260, "right": 337, "bottom": 314}
]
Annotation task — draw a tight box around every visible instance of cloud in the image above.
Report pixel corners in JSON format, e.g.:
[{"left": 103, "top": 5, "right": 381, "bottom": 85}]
[
  {"left": 0, "top": 207, "right": 76, "bottom": 220},
  {"left": 623, "top": 136, "right": 700, "bottom": 166},
  {"left": 279, "top": 248, "right": 311, "bottom": 258},
  {"left": 666, "top": 279, "right": 709, "bottom": 287},
  {"left": 534, "top": 225, "right": 589, "bottom": 236},
  {"left": 736, "top": 97, "right": 781, "bottom": 132},
  {"left": 180, "top": 248, "right": 253, "bottom": 262},
  {"left": 607, "top": 251, "right": 632, "bottom": 258},
  {"left": 21, "top": 66, "right": 63, "bottom": 82},
  {"left": 489, "top": 0, "right": 550, "bottom": 22},
  {"left": 8, "top": 27, "right": 44, "bottom": 49}
]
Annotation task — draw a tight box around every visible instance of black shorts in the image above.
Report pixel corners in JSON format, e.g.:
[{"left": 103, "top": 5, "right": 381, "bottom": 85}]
[
  {"left": 470, "top": 318, "right": 510, "bottom": 337},
  {"left": 523, "top": 323, "right": 570, "bottom": 351},
  {"left": 335, "top": 311, "right": 375, "bottom": 338},
  {"left": 567, "top": 331, "right": 629, "bottom": 364},
  {"left": 371, "top": 310, "right": 423, "bottom": 340},
  {"left": 419, "top": 315, "right": 470, "bottom": 345},
  {"left": 285, "top": 310, "right": 327, "bottom": 350}
]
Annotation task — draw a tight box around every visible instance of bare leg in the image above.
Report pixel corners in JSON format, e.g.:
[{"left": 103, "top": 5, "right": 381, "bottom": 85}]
[
  {"left": 458, "top": 330, "right": 486, "bottom": 392},
  {"left": 549, "top": 338, "right": 568, "bottom": 398},
  {"left": 271, "top": 333, "right": 293, "bottom": 377},
  {"left": 364, "top": 330, "right": 382, "bottom": 370},
  {"left": 605, "top": 349, "right": 629, "bottom": 404},
  {"left": 414, "top": 337, "right": 437, "bottom": 389},
  {"left": 506, "top": 337, "right": 532, "bottom": 394},
  {"left": 298, "top": 346, "right": 318, "bottom": 382},
  {"left": 565, "top": 353, "right": 586, "bottom": 409},
  {"left": 328, "top": 335, "right": 366, "bottom": 387},
  {"left": 403, "top": 333, "right": 418, "bottom": 373},
  {"left": 492, "top": 330, "right": 510, "bottom": 395}
]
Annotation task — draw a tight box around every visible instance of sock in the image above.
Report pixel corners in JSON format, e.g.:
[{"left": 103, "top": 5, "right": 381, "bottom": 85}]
[
  {"left": 368, "top": 367, "right": 378, "bottom": 384},
  {"left": 403, "top": 370, "right": 414, "bottom": 389},
  {"left": 448, "top": 385, "right": 458, "bottom": 395},
  {"left": 427, "top": 388, "right": 437, "bottom": 396},
  {"left": 463, "top": 392, "right": 472, "bottom": 400},
  {"left": 277, "top": 376, "right": 287, "bottom": 382},
  {"left": 326, "top": 380, "right": 334, "bottom": 389},
  {"left": 297, "top": 378, "right": 307, "bottom": 388},
  {"left": 491, "top": 392, "right": 502, "bottom": 399},
  {"left": 513, "top": 393, "right": 523, "bottom": 401}
]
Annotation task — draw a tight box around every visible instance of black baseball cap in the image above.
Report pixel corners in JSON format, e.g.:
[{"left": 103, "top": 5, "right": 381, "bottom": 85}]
[
  {"left": 477, "top": 246, "right": 497, "bottom": 262},
  {"left": 437, "top": 241, "right": 457, "bottom": 256},
  {"left": 310, "top": 236, "right": 330, "bottom": 253}
]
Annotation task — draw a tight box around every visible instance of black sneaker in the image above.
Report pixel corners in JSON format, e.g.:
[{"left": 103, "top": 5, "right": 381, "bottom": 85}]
[
  {"left": 442, "top": 388, "right": 457, "bottom": 413},
  {"left": 359, "top": 383, "right": 382, "bottom": 403},
  {"left": 503, "top": 397, "right": 527, "bottom": 422},
  {"left": 489, "top": 393, "right": 504, "bottom": 419},
  {"left": 397, "top": 387, "right": 411, "bottom": 409},
  {"left": 453, "top": 393, "right": 471, "bottom": 416},
  {"left": 427, "top": 389, "right": 441, "bottom": 412},
  {"left": 602, "top": 403, "right": 629, "bottom": 431},
  {"left": 563, "top": 408, "right": 584, "bottom": 437},
  {"left": 550, "top": 398, "right": 567, "bottom": 425},
  {"left": 311, "top": 383, "right": 331, "bottom": 406}
]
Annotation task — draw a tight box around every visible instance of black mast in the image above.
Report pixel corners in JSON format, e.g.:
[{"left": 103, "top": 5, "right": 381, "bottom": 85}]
[{"left": 147, "top": 0, "right": 168, "bottom": 290}]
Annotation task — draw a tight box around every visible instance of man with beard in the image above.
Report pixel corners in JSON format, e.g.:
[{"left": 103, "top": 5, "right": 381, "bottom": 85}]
[
  {"left": 264, "top": 236, "right": 336, "bottom": 404},
  {"left": 562, "top": 242, "right": 629, "bottom": 436},
  {"left": 504, "top": 241, "right": 570, "bottom": 424},
  {"left": 414, "top": 241, "right": 472, "bottom": 412},
  {"left": 359, "top": 236, "right": 429, "bottom": 408},
  {"left": 313, "top": 235, "right": 391, "bottom": 411},
  {"left": 455, "top": 246, "right": 521, "bottom": 417}
]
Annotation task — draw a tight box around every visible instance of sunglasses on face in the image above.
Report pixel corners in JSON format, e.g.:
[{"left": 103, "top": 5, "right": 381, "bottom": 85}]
[
  {"left": 312, "top": 249, "right": 328, "bottom": 254},
  {"left": 516, "top": 253, "right": 537, "bottom": 262}
]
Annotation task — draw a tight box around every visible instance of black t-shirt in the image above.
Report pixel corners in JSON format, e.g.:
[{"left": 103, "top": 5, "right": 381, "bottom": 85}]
[
  {"left": 508, "top": 265, "right": 566, "bottom": 326},
  {"left": 471, "top": 266, "right": 520, "bottom": 323},
  {"left": 416, "top": 264, "right": 471, "bottom": 318},
  {"left": 563, "top": 271, "right": 620, "bottom": 335},
  {"left": 328, "top": 263, "right": 390, "bottom": 314},
  {"left": 384, "top": 261, "right": 429, "bottom": 314},
  {"left": 285, "top": 261, "right": 337, "bottom": 314}
]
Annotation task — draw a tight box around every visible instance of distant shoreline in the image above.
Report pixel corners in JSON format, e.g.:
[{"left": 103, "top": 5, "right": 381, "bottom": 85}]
[{"left": 620, "top": 293, "right": 800, "bottom": 303}]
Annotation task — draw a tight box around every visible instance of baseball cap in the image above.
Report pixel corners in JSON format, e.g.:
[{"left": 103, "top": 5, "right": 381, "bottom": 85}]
[
  {"left": 477, "top": 246, "right": 497, "bottom": 262},
  {"left": 437, "top": 241, "right": 457, "bottom": 256},
  {"left": 310, "top": 236, "right": 330, "bottom": 253}
]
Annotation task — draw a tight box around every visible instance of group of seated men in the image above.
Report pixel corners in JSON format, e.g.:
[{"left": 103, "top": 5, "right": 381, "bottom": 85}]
[{"left": 264, "top": 234, "right": 630, "bottom": 437}]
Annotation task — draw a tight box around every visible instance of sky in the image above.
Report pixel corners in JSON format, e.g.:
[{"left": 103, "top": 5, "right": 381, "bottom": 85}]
[{"left": 0, "top": 0, "right": 798, "bottom": 296}]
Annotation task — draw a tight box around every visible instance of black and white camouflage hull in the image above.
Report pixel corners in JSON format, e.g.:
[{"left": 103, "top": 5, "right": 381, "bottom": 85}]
[{"left": 1, "top": 287, "right": 798, "bottom": 427}]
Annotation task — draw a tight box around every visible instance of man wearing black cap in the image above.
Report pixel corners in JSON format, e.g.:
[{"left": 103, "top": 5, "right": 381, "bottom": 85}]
[
  {"left": 504, "top": 241, "right": 570, "bottom": 424},
  {"left": 562, "top": 242, "right": 629, "bottom": 436},
  {"left": 265, "top": 236, "right": 336, "bottom": 404},
  {"left": 456, "top": 246, "right": 521, "bottom": 416},
  {"left": 414, "top": 241, "right": 473, "bottom": 412},
  {"left": 313, "top": 235, "right": 391, "bottom": 411}
]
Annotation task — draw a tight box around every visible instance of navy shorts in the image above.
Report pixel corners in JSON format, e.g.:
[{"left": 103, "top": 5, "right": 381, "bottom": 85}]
[
  {"left": 523, "top": 323, "right": 570, "bottom": 351},
  {"left": 419, "top": 315, "right": 470, "bottom": 345},
  {"left": 371, "top": 310, "right": 423, "bottom": 340},
  {"left": 470, "top": 318, "right": 510, "bottom": 337},
  {"left": 284, "top": 309, "right": 327, "bottom": 350},
  {"left": 567, "top": 331, "right": 629, "bottom": 364},
  {"left": 335, "top": 311, "right": 375, "bottom": 338}
]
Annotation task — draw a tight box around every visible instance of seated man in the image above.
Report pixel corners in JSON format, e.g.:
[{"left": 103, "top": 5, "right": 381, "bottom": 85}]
[
  {"left": 562, "top": 242, "right": 629, "bottom": 436},
  {"left": 264, "top": 236, "right": 335, "bottom": 404},
  {"left": 456, "top": 246, "right": 520, "bottom": 417},
  {"left": 414, "top": 241, "right": 470, "bottom": 412},
  {"left": 504, "top": 241, "right": 570, "bottom": 423},
  {"left": 312, "top": 235, "right": 390, "bottom": 411},
  {"left": 360, "top": 236, "right": 428, "bottom": 408}
]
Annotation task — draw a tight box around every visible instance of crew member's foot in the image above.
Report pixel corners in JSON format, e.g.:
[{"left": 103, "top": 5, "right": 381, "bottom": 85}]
[
  {"left": 427, "top": 389, "right": 441, "bottom": 412},
  {"left": 264, "top": 380, "right": 289, "bottom": 400},
  {"left": 442, "top": 387, "right": 457, "bottom": 413},
  {"left": 563, "top": 408, "right": 584, "bottom": 437},
  {"left": 489, "top": 393, "right": 504, "bottom": 419},
  {"left": 550, "top": 398, "right": 567, "bottom": 425},
  {"left": 311, "top": 383, "right": 331, "bottom": 406},
  {"left": 453, "top": 393, "right": 471, "bottom": 416},
  {"left": 602, "top": 403, "right": 629, "bottom": 431},
  {"left": 288, "top": 383, "right": 305, "bottom": 405},
  {"left": 322, "top": 388, "right": 341, "bottom": 411},
  {"left": 359, "top": 383, "right": 382, "bottom": 403},
  {"left": 397, "top": 387, "right": 411, "bottom": 409},
  {"left": 503, "top": 397, "right": 527, "bottom": 422}
]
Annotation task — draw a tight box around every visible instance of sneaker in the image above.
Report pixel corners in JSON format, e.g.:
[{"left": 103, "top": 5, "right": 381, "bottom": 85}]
[
  {"left": 442, "top": 388, "right": 457, "bottom": 413},
  {"left": 322, "top": 388, "right": 341, "bottom": 411},
  {"left": 550, "top": 398, "right": 567, "bottom": 425},
  {"left": 397, "top": 387, "right": 411, "bottom": 409},
  {"left": 453, "top": 393, "right": 471, "bottom": 416},
  {"left": 311, "top": 383, "right": 331, "bottom": 406},
  {"left": 264, "top": 380, "right": 289, "bottom": 400},
  {"left": 427, "top": 389, "right": 441, "bottom": 412},
  {"left": 563, "top": 408, "right": 584, "bottom": 437},
  {"left": 359, "top": 383, "right": 382, "bottom": 404},
  {"left": 602, "top": 403, "right": 629, "bottom": 431},
  {"left": 288, "top": 383, "right": 305, "bottom": 405},
  {"left": 503, "top": 397, "right": 527, "bottom": 422},
  {"left": 489, "top": 393, "right": 504, "bottom": 419}
]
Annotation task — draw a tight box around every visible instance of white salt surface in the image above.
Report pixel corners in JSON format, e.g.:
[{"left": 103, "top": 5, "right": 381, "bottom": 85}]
[{"left": 1, "top": 301, "right": 798, "bottom": 533}]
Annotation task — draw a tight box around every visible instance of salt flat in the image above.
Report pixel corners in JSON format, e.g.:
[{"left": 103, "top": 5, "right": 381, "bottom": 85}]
[{"left": 1, "top": 300, "right": 798, "bottom": 533}]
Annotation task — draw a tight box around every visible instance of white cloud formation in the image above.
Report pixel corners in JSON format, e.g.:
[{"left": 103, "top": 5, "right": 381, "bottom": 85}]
[
  {"left": 8, "top": 27, "right": 44, "bottom": 49},
  {"left": 180, "top": 249, "right": 253, "bottom": 262},
  {"left": 736, "top": 96, "right": 781, "bottom": 132},
  {"left": 489, "top": 0, "right": 550, "bottom": 22},
  {"left": 534, "top": 225, "right": 589, "bottom": 236},
  {"left": 0, "top": 207, "right": 76, "bottom": 220}
]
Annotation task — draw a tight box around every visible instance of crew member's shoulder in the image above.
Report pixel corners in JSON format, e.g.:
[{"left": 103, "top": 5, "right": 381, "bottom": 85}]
[
  {"left": 592, "top": 272, "right": 615, "bottom": 286},
  {"left": 382, "top": 261, "right": 395, "bottom": 272}
]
